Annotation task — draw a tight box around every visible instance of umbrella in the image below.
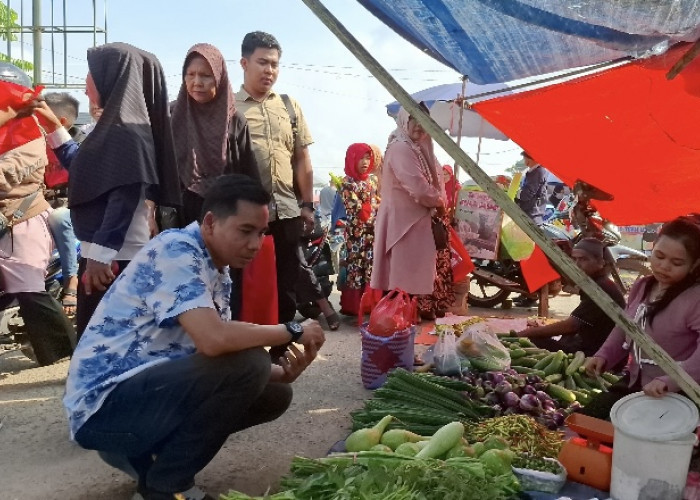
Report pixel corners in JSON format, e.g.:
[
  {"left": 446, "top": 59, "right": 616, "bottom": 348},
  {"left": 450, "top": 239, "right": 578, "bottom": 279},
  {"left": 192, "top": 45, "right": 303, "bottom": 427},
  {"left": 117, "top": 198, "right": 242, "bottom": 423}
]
[{"left": 385, "top": 82, "right": 510, "bottom": 140}]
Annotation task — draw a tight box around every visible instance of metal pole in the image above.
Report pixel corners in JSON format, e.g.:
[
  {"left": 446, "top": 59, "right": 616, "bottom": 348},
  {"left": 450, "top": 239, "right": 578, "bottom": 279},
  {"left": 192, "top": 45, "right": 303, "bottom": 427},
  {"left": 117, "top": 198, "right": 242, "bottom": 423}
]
[
  {"left": 5, "top": 0, "right": 11, "bottom": 61},
  {"left": 62, "top": 0, "right": 67, "bottom": 87},
  {"left": 453, "top": 76, "right": 467, "bottom": 183},
  {"left": 299, "top": 0, "right": 700, "bottom": 406},
  {"left": 31, "top": 0, "right": 40, "bottom": 85}
]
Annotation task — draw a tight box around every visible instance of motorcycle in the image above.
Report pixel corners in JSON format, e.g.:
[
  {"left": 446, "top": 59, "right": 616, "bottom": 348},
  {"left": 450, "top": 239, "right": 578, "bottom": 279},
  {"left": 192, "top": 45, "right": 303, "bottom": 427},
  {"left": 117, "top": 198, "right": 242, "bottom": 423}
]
[
  {"left": 468, "top": 180, "right": 650, "bottom": 308},
  {"left": 0, "top": 242, "right": 80, "bottom": 356},
  {"left": 296, "top": 215, "right": 338, "bottom": 320}
]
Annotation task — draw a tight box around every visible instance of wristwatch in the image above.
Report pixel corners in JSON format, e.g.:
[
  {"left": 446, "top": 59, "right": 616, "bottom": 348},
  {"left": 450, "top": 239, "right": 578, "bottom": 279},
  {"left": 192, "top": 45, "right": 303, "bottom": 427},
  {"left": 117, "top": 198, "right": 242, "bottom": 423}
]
[
  {"left": 284, "top": 321, "right": 304, "bottom": 343},
  {"left": 300, "top": 201, "right": 314, "bottom": 211}
]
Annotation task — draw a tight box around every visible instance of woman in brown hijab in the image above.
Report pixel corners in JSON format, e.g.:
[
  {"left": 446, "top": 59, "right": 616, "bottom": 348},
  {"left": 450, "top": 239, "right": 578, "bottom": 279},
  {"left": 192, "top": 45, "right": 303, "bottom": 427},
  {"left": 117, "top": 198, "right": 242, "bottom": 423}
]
[{"left": 171, "top": 43, "right": 260, "bottom": 224}]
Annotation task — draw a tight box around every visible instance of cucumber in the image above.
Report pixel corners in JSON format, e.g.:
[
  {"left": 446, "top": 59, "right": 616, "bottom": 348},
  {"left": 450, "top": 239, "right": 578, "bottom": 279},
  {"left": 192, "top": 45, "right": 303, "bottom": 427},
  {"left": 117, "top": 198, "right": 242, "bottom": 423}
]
[
  {"left": 572, "top": 372, "right": 593, "bottom": 391},
  {"left": 601, "top": 372, "right": 620, "bottom": 385},
  {"left": 510, "top": 357, "right": 538, "bottom": 368},
  {"left": 565, "top": 351, "right": 586, "bottom": 376},
  {"left": 511, "top": 366, "right": 546, "bottom": 377},
  {"left": 517, "top": 337, "right": 536, "bottom": 348},
  {"left": 522, "top": 347, "right": 549, "bottom": 356},
  {"left": 499, "top": 337, "right": 521, "bottom": 343},
  {"left": 534, "top": 353, "right": 555, "bottom": 370},
  {"left": 560, "top": 357, "right": 570, "bottom": 375},
  {"left": 509, "top": 348, "right": 528, "bottom": 359},
  {"left": 571, "top": 390, "right": 591, "bottom": 405},
  {"left": 545, "top": 373, "right": 563, "bottom": 383},
  {"left": 543, "top": 351, "right": 565, "bottom": 376},
  {"left": 565, "top": 375, "right": 577, "bottom": 391},
  {"left": 546, "top": 384, "right": 577, "bottom": 404}
]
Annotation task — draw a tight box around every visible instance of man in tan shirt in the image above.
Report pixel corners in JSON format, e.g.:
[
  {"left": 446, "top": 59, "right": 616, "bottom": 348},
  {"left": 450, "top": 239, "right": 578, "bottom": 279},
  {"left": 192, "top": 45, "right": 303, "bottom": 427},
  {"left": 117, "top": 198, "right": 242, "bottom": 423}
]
[{"left": 236, "top": 32, "right": 316, "bottom": 340}]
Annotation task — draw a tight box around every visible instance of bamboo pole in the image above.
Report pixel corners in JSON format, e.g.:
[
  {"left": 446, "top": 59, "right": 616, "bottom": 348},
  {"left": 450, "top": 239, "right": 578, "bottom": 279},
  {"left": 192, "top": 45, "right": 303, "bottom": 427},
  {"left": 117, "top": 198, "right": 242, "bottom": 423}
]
[{"left": 300, "top": 0, "right": 700, "bottom": 406}]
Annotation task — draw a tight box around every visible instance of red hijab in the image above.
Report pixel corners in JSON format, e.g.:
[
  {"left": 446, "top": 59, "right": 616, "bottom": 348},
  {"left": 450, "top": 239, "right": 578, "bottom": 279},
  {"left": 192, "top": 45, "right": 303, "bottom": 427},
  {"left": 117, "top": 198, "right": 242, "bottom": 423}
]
[
  {"left": 344, "top": 143, "right": 374, "bottom": 181},
  {"left": 443, "top": 165, "right": 461, "bottom": 206}
]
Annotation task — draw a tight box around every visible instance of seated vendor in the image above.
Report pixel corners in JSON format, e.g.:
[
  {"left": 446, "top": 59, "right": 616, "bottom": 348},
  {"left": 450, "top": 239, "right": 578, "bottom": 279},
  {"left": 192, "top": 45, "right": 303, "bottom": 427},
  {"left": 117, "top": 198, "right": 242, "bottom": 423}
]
[{"left": 515, "top": 238, "right": 626, "bottom": 356}]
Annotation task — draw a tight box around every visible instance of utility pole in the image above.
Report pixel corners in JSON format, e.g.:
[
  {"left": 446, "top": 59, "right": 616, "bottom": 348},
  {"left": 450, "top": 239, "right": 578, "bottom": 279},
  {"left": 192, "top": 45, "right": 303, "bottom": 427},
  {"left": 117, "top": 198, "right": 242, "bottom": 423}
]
[{"left": 32, "top": 0, "right": 41, "bottom": 84}]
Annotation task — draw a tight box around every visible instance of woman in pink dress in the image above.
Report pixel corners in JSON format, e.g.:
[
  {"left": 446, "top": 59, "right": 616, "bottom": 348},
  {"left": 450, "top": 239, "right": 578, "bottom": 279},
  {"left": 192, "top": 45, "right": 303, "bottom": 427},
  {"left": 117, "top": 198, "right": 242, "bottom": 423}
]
[{"left": 370, "top": 105, "right": 446, "bottom": 316}]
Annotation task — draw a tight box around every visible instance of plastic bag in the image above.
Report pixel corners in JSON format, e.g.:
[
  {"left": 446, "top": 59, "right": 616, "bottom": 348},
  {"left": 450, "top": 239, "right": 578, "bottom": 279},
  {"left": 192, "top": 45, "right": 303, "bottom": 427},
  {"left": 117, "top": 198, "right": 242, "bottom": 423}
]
[
  {"left": 500, "top": 214, "right": 535, "bottom": 261},
  {"left": 456, "top": 318, "right": 511, "bottom": 371},
  {"left": 512, "top": 457, "right": 567, "bottom": 494},
  {"left": 368, "top": 289, "right": 417, "bottom": 337},
  {"left": 450, "top": 226, "right": 475, "bottom": 283},
  {"left": 433, "top": 331, "right": 461, "bottom": 376}
]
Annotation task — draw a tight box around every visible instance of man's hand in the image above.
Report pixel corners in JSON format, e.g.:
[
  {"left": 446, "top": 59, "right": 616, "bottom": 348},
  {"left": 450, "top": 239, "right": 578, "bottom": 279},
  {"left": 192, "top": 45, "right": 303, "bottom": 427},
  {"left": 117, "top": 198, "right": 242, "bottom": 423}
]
[
  {"left": 145, "top": 200, "right": 158, "bottom": 238},
  {"left": 643, "top": 379, "right": 669, "bottom": 398},
  {"left": 32, "top": 101, "right": 63, "bottom": 132},
  {"left": 584, "top": 356, "right": 606, "bottom": 377},
  {"left": 276, "top": 343, "right": 319, "bottom": 383},
  {"left": 82, "top": 259, "right": 117, "bottom": 295},
  {"left": 298, "top": 319, "right": 325, "bottom": 350},
  {"left": 301, "top": 206, "right": 314, "bottom": 229}
]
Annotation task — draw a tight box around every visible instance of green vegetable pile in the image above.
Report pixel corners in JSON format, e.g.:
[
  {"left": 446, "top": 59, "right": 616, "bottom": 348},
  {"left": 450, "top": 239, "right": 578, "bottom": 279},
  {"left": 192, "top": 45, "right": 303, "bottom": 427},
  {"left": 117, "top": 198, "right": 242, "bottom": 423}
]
[
  {"left": 512, "top": 454, "right": 564, "bottom": 475},
  {"left": 465, "top": 414, "right": 564, "bottom": 458},
  {"left": 221, "top": 453, "right": 520, "bottom": 500}
]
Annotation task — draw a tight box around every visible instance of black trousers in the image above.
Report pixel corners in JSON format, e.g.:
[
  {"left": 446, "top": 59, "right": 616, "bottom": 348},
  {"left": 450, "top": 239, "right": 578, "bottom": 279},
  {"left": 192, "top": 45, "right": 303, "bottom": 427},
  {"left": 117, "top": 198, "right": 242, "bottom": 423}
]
[
  {"left": 75, "top": 348, "right": 292, "bottom": 494},
  {"left": 17, "top": 291, "right": 75, "bottom": 365},
  {"left": 268, "top": 217, "right": 304, "bottom": 323}
]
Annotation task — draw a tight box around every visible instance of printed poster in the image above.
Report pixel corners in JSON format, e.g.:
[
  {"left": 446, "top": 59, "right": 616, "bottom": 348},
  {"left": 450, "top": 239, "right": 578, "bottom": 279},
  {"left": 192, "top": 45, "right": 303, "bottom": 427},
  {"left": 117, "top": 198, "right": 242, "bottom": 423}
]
[{"left": 454, "top": 187, "right": 503, "bottom": 260}]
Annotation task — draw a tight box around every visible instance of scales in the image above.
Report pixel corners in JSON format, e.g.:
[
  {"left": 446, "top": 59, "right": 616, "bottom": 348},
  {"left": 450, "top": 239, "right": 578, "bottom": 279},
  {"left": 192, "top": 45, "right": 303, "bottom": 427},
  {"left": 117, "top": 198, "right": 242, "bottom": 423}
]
[{"left": 558, "top": 413, "right": 615, "bottom": 492}]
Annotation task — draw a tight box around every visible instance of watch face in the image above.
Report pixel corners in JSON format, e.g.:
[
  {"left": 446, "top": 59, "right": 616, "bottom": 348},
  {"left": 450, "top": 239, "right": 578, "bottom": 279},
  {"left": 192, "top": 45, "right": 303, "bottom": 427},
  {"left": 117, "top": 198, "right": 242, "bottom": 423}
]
[{"left": 289, "top": 322, "right": 303, "bottom": 334}]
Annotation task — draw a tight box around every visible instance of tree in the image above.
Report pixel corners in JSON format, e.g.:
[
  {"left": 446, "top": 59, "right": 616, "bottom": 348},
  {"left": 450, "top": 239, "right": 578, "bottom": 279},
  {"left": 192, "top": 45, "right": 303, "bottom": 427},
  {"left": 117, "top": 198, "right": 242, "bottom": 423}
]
[
  {"left": 505, "top": 158, "right": 526, "bottom": 177},
  {"left": 0, "top": 4, "right": 33, "bottom": 73}
]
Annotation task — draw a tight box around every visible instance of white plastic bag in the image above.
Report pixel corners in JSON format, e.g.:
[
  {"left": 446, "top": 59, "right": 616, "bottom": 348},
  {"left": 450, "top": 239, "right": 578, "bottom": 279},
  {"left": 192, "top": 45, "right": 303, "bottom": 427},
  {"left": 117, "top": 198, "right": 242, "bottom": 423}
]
[
  {"left": 456, "top": 319, "right": 511, "bottom": 371},
  {"left": 434, "top": 331, "right": 461, "bottom": 376}
]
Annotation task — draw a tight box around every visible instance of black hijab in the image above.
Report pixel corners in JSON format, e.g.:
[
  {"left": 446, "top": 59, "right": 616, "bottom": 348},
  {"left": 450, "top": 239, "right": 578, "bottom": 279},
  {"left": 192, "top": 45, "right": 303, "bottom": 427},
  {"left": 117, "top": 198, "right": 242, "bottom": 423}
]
[{"left": 69, "top": 42, "right": 181, "bottom": 208}]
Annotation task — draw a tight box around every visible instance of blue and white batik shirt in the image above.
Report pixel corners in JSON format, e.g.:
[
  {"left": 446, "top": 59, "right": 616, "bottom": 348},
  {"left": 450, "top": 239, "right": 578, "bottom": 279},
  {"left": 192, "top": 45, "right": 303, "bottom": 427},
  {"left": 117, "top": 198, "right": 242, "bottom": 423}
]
[{"left": 63, "top": 222, "right": 231, "bottom": 439}]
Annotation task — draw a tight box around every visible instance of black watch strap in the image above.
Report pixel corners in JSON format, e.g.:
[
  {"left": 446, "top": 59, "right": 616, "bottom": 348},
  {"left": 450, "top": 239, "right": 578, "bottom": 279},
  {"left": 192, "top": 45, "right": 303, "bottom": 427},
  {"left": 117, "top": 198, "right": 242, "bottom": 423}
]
[
  {"left": 300, "top": 201, "right": 314, "bottom": 211},
  {"left": 284, "top": 321, "right": 304, "bottom": 343}
]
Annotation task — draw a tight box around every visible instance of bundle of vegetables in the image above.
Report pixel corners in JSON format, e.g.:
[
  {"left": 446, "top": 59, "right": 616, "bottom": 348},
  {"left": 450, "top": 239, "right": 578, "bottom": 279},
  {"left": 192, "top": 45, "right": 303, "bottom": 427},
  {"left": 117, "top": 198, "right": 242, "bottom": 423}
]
[
  {"left": 221, "top": 421, "right": 521, "bottom": 500},
  {"left": 499, "top": 336, "right": 623, "bottom": 406},
  {"left": 351, "top": 368, "right": 494, "bottom": 436},
  {"left": 465, "top": 414, "right": 564, "bottom": 458},
  {"left": 462, "top": 368, "right": 574, "bottom": 430}
]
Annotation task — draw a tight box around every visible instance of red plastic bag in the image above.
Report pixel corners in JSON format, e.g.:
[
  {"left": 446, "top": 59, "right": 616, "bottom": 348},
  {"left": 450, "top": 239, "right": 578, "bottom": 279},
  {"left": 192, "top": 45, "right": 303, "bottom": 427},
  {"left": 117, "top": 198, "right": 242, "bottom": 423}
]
[
  {"left": 357, "top": 287, "right": 384, "bottom": 326},
  {"left": 240, "top": 235, "right": 278, "bottom": 325},
  {"left": 44, "top": 147, "right": 69, "bottom": 188},
  {"left": 450, "top": 226, "right": 475, "bottom": 283},
  {"left": 368, "top": 289, "right": 417, "bottom": 337}
]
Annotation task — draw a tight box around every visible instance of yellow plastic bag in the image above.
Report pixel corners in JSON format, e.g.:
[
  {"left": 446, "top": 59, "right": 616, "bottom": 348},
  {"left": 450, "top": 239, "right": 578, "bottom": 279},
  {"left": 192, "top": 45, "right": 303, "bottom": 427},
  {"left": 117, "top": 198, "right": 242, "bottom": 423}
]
[{"left": 500, "top": 214, "right": 535, "bottom": 261}]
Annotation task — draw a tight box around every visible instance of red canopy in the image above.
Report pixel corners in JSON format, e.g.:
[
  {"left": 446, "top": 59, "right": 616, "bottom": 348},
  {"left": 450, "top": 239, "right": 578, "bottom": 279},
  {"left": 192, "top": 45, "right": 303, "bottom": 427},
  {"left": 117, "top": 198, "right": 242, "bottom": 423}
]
[{"left": 474, "top": 43, "right": 700, "bottom": 225}]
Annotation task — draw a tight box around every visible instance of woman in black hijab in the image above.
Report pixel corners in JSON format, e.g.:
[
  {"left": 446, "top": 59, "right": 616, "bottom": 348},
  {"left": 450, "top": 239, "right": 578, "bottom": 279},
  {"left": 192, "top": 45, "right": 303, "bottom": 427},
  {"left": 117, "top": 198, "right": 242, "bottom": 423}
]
[{"left": 68, "top": 42, "right": 181, "bottom": 339}]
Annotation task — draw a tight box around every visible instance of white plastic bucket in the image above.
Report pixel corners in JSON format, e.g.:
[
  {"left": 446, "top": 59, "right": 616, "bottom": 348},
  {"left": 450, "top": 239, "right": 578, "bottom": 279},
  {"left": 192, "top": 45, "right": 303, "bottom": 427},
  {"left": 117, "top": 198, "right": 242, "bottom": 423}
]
[{"left": 610, "top": 392, "right": 699, "bottom": 500}]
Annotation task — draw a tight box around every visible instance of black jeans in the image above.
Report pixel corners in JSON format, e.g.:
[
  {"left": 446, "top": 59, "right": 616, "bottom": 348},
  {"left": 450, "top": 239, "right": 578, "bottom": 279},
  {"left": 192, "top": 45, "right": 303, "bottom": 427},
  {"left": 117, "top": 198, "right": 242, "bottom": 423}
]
[
  {"left": 16, "top": 291, "right": 75, "bottom": 365},
  {"left": 75, "top": 348, "right": 292, "bottom": 494},
  {"left": 268, "top": 217, "right": 304, "bottom": 323}
]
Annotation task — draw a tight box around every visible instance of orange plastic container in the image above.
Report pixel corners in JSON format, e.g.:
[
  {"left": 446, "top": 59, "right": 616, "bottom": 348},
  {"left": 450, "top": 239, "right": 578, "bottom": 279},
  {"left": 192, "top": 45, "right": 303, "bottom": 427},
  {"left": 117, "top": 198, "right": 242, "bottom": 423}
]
[{"left": 558, "top": 413, "right": 614, "bottom": 492}]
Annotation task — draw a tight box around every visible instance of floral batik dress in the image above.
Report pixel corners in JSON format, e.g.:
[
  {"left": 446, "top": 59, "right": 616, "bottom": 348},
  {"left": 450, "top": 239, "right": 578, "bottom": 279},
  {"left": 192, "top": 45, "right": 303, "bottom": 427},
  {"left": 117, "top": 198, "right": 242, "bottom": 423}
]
[{"left": 340, "top": 175, "right": 380, "bottom": 290}]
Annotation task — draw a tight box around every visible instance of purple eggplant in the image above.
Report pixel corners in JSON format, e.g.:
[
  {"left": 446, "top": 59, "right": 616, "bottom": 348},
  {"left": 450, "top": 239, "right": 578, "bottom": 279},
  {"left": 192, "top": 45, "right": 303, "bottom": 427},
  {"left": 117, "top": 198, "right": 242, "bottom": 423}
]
[
  {"left": 522, "top": 385, "right": 537, "bottom": 395},
  {"left": 502, "top": 391, "right": 521, "bottom": 408},
  {"left": 535, "top": 391, "right": 551, "bottom": 403},
  {"left": 492, "top": 372, "right": 506, "bottom": 384},
  {"left": 494, "top": 381, "right": 513, "bottom": 395},
  {"left": 526, "top": 374, "right": 542, "bottom": 384},
  {"left": 542, "top": 400, "right": 557, "bottom": 412},
  {"left": 519, "top": 394, "right": 542, "bottom": 413},
  {"left": 484, "top": 392, "right": 501, "bottom": 406},
  {"left": 551, "top": 411, "right": 566, "bottom": 427}
]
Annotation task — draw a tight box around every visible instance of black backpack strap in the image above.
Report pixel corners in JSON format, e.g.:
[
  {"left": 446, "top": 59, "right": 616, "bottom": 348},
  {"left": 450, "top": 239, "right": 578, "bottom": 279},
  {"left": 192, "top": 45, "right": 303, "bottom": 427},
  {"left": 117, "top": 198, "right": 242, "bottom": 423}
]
[{"left": 280, "top": 94, "right": 299, "bottom": 152}]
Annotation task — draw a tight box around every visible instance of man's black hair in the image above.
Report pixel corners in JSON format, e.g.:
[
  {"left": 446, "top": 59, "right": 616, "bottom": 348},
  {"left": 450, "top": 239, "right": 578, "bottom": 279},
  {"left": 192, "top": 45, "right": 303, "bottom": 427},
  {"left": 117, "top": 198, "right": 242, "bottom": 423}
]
[
  {"left": 44, "top": 92, "right": 80, "bottom": 121},
  {"left": 199, "top": 174, "right": 270, "bottom": 223},
  {"left": 241, "top": 31, "right": 282, "bottom": 59}
]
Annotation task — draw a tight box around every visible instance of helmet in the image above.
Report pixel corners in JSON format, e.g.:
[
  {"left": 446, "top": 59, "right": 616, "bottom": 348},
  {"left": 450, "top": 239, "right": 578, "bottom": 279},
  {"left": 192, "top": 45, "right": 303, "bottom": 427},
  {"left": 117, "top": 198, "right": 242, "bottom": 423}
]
[{"left": 0, "top": 61, "right": 32, "bottom": 88}]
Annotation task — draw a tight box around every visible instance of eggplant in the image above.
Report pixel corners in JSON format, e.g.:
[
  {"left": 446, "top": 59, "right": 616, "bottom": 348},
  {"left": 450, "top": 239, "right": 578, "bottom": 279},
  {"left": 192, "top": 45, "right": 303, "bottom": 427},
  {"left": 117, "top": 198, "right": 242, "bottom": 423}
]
[
  {"left": 552, "top": 411, "right": 566, "bottom": 427},
  {"left": 519, "top": 394, "right": 542, "bottom": 413},
  {"left": 502, "top": 391, "right": 520, "bottom": 408},
  {"left": 522, "top": 385, "right": 537, "bottom": 395},
  {"left": 526, "top": 374, "right": 542, "bottom": 384},
  {"left": 494, "top": 381, "right": 513, "bottom": 395},
  {"left": 484, "top": 392, "right": 501, "bottom": 406},
  {"left": 535, "top": 391, "right": 551, "bottom": 403},
  {"left": 492, "top": 373, "right": 506, "bottom": 384}
]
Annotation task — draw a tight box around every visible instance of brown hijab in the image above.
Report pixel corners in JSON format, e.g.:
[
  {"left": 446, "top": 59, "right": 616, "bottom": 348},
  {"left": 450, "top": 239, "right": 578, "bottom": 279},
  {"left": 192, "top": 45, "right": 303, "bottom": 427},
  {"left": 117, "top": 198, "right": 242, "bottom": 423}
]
[{"left": 171, "top": 43, "right": 236, "bottom": 195}]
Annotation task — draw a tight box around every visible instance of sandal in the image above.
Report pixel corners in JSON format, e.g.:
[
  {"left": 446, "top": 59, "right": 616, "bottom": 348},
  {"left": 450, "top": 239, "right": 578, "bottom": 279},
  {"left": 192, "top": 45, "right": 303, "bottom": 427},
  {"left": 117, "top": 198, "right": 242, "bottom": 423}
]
[
  {"left": 324, "top": 312, "right": 341, "bottom": 331},
  {"left": 62, "top": 288, "right": 77, "bottom": 317}
]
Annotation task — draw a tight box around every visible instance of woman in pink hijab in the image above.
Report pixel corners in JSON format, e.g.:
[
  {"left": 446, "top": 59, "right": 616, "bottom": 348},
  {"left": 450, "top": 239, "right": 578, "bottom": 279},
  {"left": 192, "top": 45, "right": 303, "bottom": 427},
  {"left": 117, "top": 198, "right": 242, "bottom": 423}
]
[
  {"left": 339, "top": 143, "right": 380, "bottom": 315},
  {"left": 370, "top": 105, "right": 448, "bottom": 318}
]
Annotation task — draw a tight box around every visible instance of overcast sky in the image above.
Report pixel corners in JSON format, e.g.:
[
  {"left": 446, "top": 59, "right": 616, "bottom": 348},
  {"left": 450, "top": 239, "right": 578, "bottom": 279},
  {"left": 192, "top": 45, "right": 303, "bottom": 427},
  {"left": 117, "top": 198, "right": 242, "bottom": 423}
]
[{"left": 8, "top": 0, "right": 523, "bottom": 181}]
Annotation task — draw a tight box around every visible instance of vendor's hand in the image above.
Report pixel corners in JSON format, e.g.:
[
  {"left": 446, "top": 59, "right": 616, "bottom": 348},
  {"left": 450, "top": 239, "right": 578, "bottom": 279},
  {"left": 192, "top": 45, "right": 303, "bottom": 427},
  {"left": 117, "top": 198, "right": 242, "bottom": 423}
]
[
  {"left": 32, "top": 101, "right": 63, "bottom": 132},
  {"left": 82, "top": 259, "right": 116, "bottom": 295},
  {"left": 584, "top": 356, "right": 606, "bottom": 377},
  {"left": 435, "top": 205, "right": 447, "bottom": 218},
  {"left": 277, "top": 343, "right": 318, "bottom": 383},
  {"left": 515, "top": 329, "right": 532, "bottom": 338},
  {"left": 643, "top": 379, "right": 669, "bottom": 398},
  {"left": 299, "top": 319, "right": 325, "bottom": 350},
  {"left": 0, "top": 95, "right": 41, "bottom": 127}
]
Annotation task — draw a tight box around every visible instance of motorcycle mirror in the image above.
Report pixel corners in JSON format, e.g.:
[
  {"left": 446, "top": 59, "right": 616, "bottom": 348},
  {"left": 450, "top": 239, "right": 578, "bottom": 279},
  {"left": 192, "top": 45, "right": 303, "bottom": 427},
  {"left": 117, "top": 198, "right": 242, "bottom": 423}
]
[{"left": 573, "top": 180, "right": 614, "bottom": 202}]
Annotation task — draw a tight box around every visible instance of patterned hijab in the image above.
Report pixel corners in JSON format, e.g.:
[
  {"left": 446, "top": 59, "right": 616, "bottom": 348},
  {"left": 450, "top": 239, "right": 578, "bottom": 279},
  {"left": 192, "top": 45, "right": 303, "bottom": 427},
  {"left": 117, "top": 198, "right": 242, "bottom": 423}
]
[
  {"left": 443, "top": 165, "right": 461, "bottom": 207},
  {"left": 344, "top": 142, "right": 374, "bottom": 181},
  {"left": 171, "top": 43, "right": 236, "bottom": 193},
  {"left": 68, "top": 42, "right": 180, "bottom": 208}
]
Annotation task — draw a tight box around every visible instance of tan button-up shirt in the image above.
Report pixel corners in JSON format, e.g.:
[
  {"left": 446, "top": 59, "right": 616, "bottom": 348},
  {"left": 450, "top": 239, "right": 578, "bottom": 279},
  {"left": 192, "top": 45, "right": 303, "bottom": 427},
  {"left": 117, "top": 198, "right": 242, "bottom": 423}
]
[{"left": 235, "top": 87, "right": 313, "bottom": 221}]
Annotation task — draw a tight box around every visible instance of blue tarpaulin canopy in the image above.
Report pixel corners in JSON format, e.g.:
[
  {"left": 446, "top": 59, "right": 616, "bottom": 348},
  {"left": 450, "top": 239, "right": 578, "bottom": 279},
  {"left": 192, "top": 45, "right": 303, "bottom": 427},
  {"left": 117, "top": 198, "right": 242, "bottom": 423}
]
[{"left": 357, "top": 0, "right": 700, "bottom": 84}]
